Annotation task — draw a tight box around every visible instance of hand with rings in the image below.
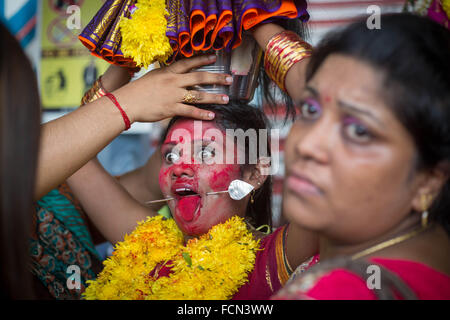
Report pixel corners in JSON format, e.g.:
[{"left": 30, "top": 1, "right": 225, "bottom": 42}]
[
  {"left": 182, "top": 90, "right": 200, "bottom": 104},
  {"left": 111, "top": 54, "right": 233, "bottom": 124}
]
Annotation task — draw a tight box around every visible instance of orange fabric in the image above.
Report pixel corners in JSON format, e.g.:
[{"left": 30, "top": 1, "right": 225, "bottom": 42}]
[
  {"left": 79, "top": 34, "right": 135, "bottom": 67},
  {"left": 78, "top": 35, "right": 96, "bottom": 51},
  {"left": 211, "top": 10, "right": 233, "bottom": 50},
  {"left": 203, "top": 15, "right": 217, "bottom": 50},
  {"left": 80, "top": 0, "right": 307, "bottom": 65},
  {"left": 169, "top": 31, "right": 194, "bottom": 60},
  {"left": 275, "top": 225, "right": 291, "bottom": 285},
  {"left": 190, "top": 10, "right": 206, "bottom": 50},
  {"left": 234, "top": 0, "right": 299, "bottom": 49},
  {"left": 179, "top": 31, "right": 192, "bottom": 57},
  {"left": 177, "top": 0, "right": 301, "bottom": 55}
]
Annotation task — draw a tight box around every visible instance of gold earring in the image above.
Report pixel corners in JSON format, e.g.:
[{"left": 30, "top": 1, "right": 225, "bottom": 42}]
[
  {"left": 250, "top": 190, "right": 255, "bottom": 204},
  {"left": 421, "top": 194, "right": 431, "bottom": 229}
]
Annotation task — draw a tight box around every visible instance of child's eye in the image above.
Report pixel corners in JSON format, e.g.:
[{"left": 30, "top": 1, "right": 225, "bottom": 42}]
[
  {"left": 197, "top": 147, "right": 215, "bottom": 161},
  {"left": 165, "top": 151, "right": 180, "bottom": 164},
  {"left": 298, "top": 99, "right": 322, "bottom": 121}
]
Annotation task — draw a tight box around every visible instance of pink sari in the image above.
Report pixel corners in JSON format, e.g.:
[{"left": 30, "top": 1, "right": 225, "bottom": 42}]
[
  {"left": 233, "top": 224, "right": 320, "bottom": 299},
  {"left": 273, "top": 257, "right": 450, "bottom": 300}
]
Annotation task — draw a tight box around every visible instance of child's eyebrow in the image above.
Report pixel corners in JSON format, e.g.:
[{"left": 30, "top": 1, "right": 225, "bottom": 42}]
[{"left": 162, "top": 138, "right": 217, "bottom": 145}]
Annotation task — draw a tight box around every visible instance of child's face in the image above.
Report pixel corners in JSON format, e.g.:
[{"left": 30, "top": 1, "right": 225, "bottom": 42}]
[{"left": 159, "top": 119, "right": 247, "bottom": 236}]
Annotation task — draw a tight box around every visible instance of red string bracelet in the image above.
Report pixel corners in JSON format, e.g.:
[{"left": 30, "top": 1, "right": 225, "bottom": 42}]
[{"left": 105, "top": 92, "right": 131, "bottom": 131}]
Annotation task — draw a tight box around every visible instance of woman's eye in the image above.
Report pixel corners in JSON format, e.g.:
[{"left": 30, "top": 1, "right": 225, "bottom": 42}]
[
  {"left": 198, "top": 148, "right": 215, "bottom": 161},
  {"left": 344, "top": 122, "right": 372, "bottom": 143},
  {"left": 165, "top": 152, "right": 180, "bottom": 164},
  {"left": 298, "top": 100, "right": 321, "bottom": 120}
]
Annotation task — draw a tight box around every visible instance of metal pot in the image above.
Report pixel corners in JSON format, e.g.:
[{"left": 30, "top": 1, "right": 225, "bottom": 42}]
[{"left": 188, "top": 33, "right": 262, "bottom": 103}]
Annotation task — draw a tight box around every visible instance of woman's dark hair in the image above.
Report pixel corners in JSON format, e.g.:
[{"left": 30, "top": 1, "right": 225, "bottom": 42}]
[
  {"left": 161, "top": 102, "right": 273, "bottom": 229},
  {"left": 305, "top": 13, "right": 450, "bottom": 232},
  {"left": 0, "top": 24, "right": 40, "bottom": 298}
]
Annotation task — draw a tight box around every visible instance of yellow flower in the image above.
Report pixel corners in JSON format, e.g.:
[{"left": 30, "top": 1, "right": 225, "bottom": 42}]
[
  {"left": 119, "top": 0, "right": 173, "bottom": 68},
  {"left": 83, "top": 216, "right": 259, "bottom": 300},
  {"left": 443, "top": 0, "right": 450, "bottom": 19}
]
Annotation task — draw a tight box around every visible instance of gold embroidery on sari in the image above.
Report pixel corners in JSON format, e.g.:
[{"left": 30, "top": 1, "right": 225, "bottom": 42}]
[
  {"left": 265, "top": 263, "right": 274, "bottom": 292},
  {"left": 275, "top": 225, "right": 291, "bottom": 285},
  {"left": 91, "top": 0, "right": 124, "bottom": 42}
]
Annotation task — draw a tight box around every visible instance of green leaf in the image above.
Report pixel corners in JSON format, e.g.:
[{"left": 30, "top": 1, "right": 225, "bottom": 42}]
[
  {"left": 182, "top": 252, "right": 192, "bottom": 267},
  {"left": 256, "top": 224, "right": 271, "bottom": 235},
  {"left": 157, "top": 205, "right": 173, "bottom": 220}
]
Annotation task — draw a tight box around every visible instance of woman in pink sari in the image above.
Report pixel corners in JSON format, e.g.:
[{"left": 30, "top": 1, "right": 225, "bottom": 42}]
[{"left": 258, "top": 13, "right": 450, "bottom": 300}]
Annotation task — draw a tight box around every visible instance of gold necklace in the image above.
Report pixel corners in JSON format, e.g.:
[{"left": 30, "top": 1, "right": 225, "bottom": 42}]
[{"left": 350, "top": 225, "right": 428, "bottom": 261}]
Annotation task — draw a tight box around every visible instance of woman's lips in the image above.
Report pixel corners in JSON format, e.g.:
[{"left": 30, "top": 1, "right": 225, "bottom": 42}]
[{"left": 286, "top": 173, "right": 322, "bottom": 197}]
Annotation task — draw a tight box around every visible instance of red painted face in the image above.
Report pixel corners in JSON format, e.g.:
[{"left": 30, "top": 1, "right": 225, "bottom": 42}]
[{"left": 159, "top": 119, "right": 244, "bottom": 236}]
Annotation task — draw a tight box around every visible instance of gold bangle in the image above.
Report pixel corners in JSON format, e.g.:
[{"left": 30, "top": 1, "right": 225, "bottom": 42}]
[
  {"left": 276, "top": 47, "right": 311, "bottom": 90},
  {"left": 80, "top": 76, "right": 108, "bottom": 106},
  {"left": 264, "top": 31, "right": 312, "bottom": 92}
]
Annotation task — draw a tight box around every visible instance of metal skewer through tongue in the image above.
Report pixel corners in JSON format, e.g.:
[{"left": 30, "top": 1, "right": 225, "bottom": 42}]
[{"left": 145, "top": 179, "right": 254, "bottom": 205}]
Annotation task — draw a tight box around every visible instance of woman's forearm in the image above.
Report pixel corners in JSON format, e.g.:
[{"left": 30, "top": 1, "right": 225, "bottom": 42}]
[
  {"left": 252, "top": 22, "right": 284, "bottom": 50},
  {"left": 35, "top": 96, "right": 127, "bottom": 200},
  {"left": 118, "top": 149, "right": 164, "bottom": 208},
  {"left": 66, "top": 158, "right": 153, "bottom": 244},
  {"left": 35, "top": 65, "right": 133, "bottom": 200},
  {"left": 101, "top": 64, "right": 133, "bottom": 92},
  {"left": 251, "top": 22, "right": 310, "bottom": 102},
  {"left": 284, "top": 59, "right": 309, "bottom": 102}
]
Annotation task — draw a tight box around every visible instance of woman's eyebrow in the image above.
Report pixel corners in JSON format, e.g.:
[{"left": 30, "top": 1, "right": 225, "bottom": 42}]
[
  {"left": 337, "top": 100, "right": 385, "bottom": 127},
  {"left": 304, "top": 85, "right": 319, "bottom": 98},
  {"left": 304, "top": 83, "right": 385, "bottom": 127}
]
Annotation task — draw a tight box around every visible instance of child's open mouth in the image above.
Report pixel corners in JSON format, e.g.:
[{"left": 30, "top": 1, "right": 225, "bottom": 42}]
[{"left": 173, "top": 186, "right": 202, "bottom": 222}]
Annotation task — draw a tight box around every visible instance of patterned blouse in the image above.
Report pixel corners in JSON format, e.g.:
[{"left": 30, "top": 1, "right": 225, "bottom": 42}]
[{"left": 30, "top": 183, "right": 103, "bottom": 299}]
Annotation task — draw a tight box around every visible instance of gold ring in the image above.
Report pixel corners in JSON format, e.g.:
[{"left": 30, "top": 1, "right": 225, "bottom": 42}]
[{"left": 182, "top": 90, "right": 199, "bottom": 104}]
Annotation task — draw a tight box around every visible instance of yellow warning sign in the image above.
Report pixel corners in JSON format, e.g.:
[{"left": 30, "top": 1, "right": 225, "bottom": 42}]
[{"left": 41, "top": 0, "right": 109, "bottom": 109}]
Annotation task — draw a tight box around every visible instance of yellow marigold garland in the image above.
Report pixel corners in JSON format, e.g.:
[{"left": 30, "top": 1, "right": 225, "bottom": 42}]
[
  {"left": 83, "top": 216, "right": 260, "bottom": 300},
  {"left": 119, "top": 0, "right": 173, "bottom": 68},
  {"left": 443, "top": 0, "right": 450, "bottom": 19}
]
